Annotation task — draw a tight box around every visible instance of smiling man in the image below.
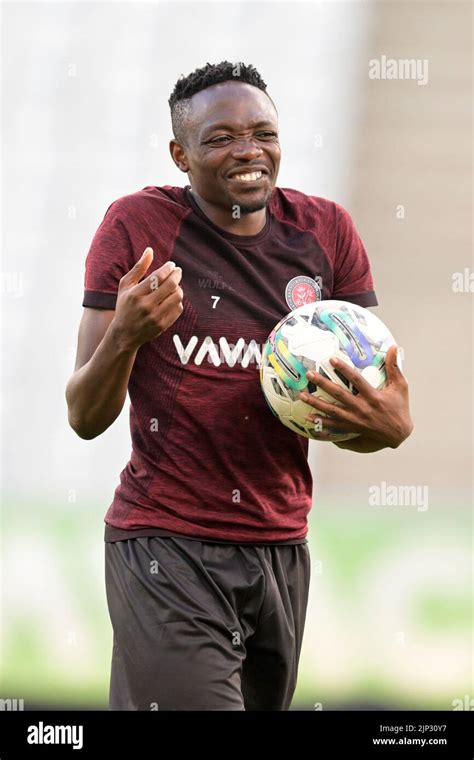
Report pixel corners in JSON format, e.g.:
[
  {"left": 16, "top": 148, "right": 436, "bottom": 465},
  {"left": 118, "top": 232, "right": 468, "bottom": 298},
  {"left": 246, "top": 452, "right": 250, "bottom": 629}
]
[
  {"left": 66, "top": 61, "right": 412, "bottom": 711},
  {"left": 170, "top": 70, "right": 278, "bottom": 227}
]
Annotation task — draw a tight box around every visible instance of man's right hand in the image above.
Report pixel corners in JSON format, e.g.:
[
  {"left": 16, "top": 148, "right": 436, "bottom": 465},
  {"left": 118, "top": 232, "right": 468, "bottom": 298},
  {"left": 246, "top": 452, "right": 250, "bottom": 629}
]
[{"left": 112, "top": 247, "right": 184, "bottom": 352}]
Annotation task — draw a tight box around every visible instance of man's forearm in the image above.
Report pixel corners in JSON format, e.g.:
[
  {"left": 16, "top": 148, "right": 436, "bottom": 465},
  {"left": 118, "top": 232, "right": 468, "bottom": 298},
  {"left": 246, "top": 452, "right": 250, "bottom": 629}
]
[
  {"left": 334, "top": 426, "right": 413, "bottom": 453},
  {"left": 66, "top": 322, "right": 138, "bottom": 439},
  {"left": 333, "top": 437, "right": 390, "bottom": 453}
]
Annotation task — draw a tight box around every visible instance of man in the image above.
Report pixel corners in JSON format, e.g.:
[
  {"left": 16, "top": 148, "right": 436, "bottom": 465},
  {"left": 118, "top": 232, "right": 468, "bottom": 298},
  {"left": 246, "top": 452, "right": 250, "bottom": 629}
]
[{"left": 66, "top": 61, "right": 413, "bottom": 711}]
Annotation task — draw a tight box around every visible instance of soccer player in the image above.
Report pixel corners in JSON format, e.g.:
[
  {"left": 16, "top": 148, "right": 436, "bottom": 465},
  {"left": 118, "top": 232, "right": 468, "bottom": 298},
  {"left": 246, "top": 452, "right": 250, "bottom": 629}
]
[{"left": 65, "top": 61, "right": 413, "bottom": 711}]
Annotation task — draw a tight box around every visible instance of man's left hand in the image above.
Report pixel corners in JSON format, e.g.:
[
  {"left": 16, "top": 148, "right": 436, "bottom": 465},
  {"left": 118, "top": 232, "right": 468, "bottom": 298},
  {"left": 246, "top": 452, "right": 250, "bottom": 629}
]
[{"left": 299, "top": 345, "right": 413, "bottom": 450}]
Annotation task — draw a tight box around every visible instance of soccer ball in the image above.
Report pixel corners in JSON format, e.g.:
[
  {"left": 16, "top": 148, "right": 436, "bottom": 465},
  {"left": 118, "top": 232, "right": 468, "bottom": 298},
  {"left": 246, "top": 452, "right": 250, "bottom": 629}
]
[{"left": 259, "top": 300, "right": 399, "bottom": 442}]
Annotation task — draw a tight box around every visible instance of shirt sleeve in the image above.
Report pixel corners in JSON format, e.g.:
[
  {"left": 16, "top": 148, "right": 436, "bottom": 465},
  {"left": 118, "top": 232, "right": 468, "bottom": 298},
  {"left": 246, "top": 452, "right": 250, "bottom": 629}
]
[
  {"left": 82, "top": 201, "right": 136, "bottom": 309},
  {"left": 331, "top": 203, "right": 378, "bottom": 307}
]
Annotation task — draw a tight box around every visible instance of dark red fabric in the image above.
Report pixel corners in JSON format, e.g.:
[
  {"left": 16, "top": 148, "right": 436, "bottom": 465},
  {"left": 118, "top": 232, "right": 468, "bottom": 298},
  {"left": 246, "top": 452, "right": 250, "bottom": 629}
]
[{"left": 83, "top": 185, "right": 377, "bottom": 543}]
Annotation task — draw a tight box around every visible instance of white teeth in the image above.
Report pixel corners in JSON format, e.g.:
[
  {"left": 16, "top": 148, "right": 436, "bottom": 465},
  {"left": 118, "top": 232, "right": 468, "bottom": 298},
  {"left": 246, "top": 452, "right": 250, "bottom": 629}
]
[{"left": 232, "top": 171, "right": 263, "bottom": 182}]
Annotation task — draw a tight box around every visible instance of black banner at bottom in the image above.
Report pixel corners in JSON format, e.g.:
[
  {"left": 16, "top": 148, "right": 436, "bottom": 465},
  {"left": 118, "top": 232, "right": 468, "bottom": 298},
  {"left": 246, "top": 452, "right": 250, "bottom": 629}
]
[{"left": 0, "top": 709, "right": 473, "bottom": 757}]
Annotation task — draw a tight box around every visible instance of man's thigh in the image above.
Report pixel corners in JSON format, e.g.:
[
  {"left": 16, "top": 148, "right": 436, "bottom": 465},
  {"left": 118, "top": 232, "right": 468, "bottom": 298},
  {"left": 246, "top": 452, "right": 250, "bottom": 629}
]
[
  {"left": 241, "top": 542, "right": 311, "bottom": 711},
  {"left": 105, "top": 536, "right": 248, "bottom": 711}
]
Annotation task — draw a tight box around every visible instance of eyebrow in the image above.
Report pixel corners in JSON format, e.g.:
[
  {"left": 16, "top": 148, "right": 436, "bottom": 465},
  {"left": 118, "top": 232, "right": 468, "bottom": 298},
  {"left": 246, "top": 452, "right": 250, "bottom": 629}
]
[{"left": 202, "top": 120, "right": 277, "bottom": 137}]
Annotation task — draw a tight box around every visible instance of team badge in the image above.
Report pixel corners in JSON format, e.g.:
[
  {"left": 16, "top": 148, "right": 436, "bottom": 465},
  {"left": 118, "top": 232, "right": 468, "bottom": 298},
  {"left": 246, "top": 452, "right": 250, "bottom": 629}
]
[{"left": 285, "top": 275, "right": 322, "bottom": 309}]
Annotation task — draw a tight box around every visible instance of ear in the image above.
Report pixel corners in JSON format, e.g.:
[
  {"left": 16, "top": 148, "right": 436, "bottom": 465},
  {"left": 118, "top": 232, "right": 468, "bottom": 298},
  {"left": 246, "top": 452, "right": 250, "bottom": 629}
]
[{"left": 169, "top": 139, "right": 189, "bottom": 173}]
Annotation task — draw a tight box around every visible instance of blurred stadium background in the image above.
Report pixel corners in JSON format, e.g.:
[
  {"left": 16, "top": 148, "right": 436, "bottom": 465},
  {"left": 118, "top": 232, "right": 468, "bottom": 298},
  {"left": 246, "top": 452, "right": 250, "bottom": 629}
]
[{"left": 2, "top": 1, "right": 472, "bottom": 709}]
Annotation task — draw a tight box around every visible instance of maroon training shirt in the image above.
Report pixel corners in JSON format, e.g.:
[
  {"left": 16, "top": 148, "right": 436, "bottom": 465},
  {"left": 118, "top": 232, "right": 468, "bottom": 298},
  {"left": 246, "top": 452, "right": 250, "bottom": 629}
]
[{"left": 83, "top": 185, "right": 377, "bottom": 544}]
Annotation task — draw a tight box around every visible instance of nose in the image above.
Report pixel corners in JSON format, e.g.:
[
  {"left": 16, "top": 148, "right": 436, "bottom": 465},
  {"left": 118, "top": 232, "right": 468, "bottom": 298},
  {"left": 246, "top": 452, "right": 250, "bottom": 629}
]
[{"left": 231, "top": 137, "right": 263, "bottom": 160}]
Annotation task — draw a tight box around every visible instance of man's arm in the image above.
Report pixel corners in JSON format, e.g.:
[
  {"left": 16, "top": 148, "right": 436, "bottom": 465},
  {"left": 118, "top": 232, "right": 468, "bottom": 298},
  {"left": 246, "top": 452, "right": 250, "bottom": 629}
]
[
  {"left": 66, "top": 248, "right": 183, "bottom": 440},
  {"left": 333, "top": 436, "right": 397, "bottom": 453},
  {"left": 66, "top": 309, "right": 138, "bottom": 440}
]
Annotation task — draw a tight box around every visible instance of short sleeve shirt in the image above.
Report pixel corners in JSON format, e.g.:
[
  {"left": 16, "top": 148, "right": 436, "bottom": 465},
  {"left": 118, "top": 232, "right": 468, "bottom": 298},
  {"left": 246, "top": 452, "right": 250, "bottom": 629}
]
[{"left": 83, "top": 185, "right": 377, "bottom": 544}]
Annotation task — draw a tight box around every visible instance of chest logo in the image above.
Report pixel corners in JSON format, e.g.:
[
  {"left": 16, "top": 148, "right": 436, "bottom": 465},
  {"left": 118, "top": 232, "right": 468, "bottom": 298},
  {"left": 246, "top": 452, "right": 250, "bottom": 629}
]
[{"left": 285, "top": 275, "right": 321, "bottom": 310}]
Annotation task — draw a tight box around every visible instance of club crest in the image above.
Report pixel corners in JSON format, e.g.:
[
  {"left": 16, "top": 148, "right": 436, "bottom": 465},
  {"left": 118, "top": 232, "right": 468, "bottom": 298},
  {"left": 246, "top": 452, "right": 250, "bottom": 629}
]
[{"left": 285, "top": 275, "right": 322, "bottom": 309}]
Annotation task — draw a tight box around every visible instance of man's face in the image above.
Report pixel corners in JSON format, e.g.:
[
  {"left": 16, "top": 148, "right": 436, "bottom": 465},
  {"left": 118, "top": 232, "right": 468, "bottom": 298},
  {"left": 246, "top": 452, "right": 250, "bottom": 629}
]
[{"left": 173, "top": 81, "right": 281, "bottom": 215}]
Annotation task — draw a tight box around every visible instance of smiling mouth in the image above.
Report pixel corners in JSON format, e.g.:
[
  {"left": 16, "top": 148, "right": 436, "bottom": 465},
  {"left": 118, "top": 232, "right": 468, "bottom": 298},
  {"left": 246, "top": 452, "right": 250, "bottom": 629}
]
[{"left": 228, "top": 170, "right": 266, "bottom": 183}]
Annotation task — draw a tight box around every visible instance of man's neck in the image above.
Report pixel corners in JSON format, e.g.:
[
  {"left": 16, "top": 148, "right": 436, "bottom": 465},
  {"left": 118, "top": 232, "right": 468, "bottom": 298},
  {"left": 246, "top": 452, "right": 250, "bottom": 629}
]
[{"left": 189, "top": 189, "right": 267, "bottom": 236}]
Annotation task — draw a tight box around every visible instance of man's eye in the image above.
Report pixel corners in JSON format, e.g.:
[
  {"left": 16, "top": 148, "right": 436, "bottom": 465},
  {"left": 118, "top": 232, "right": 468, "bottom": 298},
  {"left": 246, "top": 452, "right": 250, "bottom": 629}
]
[
  {"left": 210, "top": 136, "right": 231, "bottom": 144},
  {"left": 209, "top": 132, "right": 277, "bottom": 144}
]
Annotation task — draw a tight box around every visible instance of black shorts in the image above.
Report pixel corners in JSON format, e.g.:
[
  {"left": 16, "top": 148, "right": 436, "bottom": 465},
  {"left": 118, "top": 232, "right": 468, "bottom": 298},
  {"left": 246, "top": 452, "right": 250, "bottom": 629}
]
[{"left": 105, "top": 536, "right": 311, "bottom": 710}]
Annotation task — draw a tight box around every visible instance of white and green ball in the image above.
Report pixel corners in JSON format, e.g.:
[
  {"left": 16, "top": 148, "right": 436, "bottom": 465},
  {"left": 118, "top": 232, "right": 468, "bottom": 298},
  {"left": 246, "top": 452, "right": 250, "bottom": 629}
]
[{"left": 259, "top": 300, "right": 399, "bottom": 442}]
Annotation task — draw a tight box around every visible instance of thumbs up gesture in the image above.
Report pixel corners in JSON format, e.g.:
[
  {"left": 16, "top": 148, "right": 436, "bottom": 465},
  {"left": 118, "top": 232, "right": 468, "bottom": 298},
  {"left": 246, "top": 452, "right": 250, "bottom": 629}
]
[{"left": 113, "top": 247, "right": 183, "bottom": 351}]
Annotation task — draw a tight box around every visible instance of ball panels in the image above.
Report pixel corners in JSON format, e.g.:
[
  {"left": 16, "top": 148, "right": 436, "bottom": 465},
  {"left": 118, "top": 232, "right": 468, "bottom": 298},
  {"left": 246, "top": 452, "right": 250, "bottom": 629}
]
[{"left": 260, "top": 300, "right": 398, "bottom": 441}]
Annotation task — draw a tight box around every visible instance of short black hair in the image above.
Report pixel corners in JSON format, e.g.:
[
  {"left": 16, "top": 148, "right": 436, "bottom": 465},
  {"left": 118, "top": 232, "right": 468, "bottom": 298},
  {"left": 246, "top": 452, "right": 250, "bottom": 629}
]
[{"left": 168, "top": 61, "right": 271, "bottom": 144}]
